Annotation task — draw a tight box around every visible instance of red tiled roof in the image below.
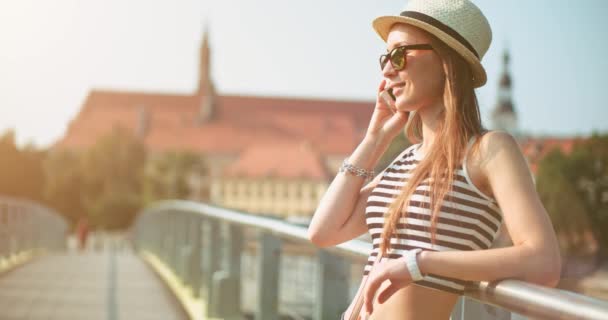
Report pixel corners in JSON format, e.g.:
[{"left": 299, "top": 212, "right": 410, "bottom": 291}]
[
  {"left": 223, "top": 140, "right": 329, "bottom": 180},
  {"left": 55, "top": 90, "right": 199, "bottom": 149},
  {"left": 518, "top": 137, "right": 581, "bottom": 174},
  {"left": 54, "top": 90, "right": 373, "bottom": 157}
]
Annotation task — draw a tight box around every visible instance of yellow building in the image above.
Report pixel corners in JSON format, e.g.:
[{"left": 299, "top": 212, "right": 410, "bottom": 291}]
[{"left": 211, "top": 141, "right": 331, "bottom": 223}]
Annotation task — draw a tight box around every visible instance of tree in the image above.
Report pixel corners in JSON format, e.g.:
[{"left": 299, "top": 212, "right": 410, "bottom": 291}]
[
  {"left": 0, "top": 129, "right": 46, "bottom": 202},
  {"left": 80, "top": 127, "right": 146, "bottom": 230},
  {"left": 43, "top": 149, "right": 85, "bottom": 226},
  {"left": 143, "top": 150, "right": 208, "bottom": 204},
  {"left": 567, "top": 134, "right": 608, "bottom": 255},
  {"left": 537, "top": 149, "right": 590, "bottom": 254},
  {"left": 536, "top": 133, "right": 608, "bottom": 257}
]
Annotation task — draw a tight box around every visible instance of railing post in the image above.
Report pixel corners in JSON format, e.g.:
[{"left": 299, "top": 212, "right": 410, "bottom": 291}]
[
  {"left": 255, "top": 231, "right": 282, "bottom": 320},
  {"left": 132, "top": 216, "right": 142, "bottom": 252},
  {"left": 461, "top": 296, "right": 512, "bottom": 319},
  {"left": 170, "top": 211, "right": 180, "bottom": 271},
  {"left": 227, "top": 224, "right": 243, "bottom": 283},
  {"left": 20, "top": 208, "right": 26, "bottom": 252},
  {"left": 177, "top": 213, "right": 190, "bottom": 282},
  {"left": 209, "top": 223, "right": 243, "bottom": 319},
  {"left": 202, "top": 218, "right": 220, "bottom": 317},
  {"left": 24, "top": 208, "right": 31, "bottom": 252},
  {"left": 155, "top": 214, "right": 164, "bottom": 257},
  {"left": 26, "top": 209, "right": 34, "bottom": 251},
  {"left": 163, "top": 212, "right": 172, "bottom": 264},
  {"left": 314, "top": 249, "right": 350, "bottom": 320},
  {"left": 166, "top": 213, "right": 174, "bottom": 267},
  {"left": 0, "top": 204, "right": 7, "bottom": 259},
  {"left": 10, "top": 208, "right": 18, "bottom": 257},
  {"left": 450, "top": 296, "right": 465, "bottom": 320},
  {"left": 31, "top": 210, "right": 39, "bottom": 250},
  {"left": 16, "top": 208, "right": 24, "bottom": 254},
  {"left": 187, "top": 215, "right": 203, "bottom": 297}
]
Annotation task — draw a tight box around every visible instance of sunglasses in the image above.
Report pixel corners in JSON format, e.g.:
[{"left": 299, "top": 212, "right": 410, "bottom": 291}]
[{"left": 379, "top": 44, "right": 434, "bottom": 71}]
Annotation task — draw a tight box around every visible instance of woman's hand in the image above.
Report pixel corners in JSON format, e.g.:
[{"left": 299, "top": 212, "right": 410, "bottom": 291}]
[
  {"left": 363, "top": 257, "right": 414, "bottom": 316},
  {"left": 365, "top": 79, "right": 410, "bottom": 145}
]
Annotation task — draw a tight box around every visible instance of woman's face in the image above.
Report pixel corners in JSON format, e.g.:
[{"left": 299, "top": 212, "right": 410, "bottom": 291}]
[{"left": 383, "top": 23, "right": 445, "bottom": 113}]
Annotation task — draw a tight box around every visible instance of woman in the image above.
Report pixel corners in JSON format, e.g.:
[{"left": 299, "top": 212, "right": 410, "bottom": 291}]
[{"left": 307, "top": 0, "right": 562, "bottom": 319}]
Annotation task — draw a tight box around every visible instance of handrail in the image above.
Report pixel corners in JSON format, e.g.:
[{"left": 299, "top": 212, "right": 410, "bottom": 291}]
[
  {"left": 0, "top": 195, "right": 68, "bottom": 265},
  {"left": 135, "top": 200, "right": 608, "bottom": 320},
  {"left": 468, "top": 280, "right": 608, "bottom": 319},
  {"left": 143, "top": 200, "right": 371, "bottom": 260}
]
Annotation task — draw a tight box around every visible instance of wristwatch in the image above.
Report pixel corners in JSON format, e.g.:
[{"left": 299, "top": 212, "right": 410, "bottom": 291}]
[{"left": 404, "top": 248, "right": 424, "bottom": 281}]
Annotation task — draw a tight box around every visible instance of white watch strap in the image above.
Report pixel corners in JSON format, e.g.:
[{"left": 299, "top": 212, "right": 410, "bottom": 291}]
[{"left": 405, "top": 248, "right": 424, "bottom": 281}]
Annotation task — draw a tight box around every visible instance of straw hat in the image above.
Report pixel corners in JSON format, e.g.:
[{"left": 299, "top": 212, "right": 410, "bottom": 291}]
[{"left": 372, "top": 0, "right": 492, "bottom": 88}]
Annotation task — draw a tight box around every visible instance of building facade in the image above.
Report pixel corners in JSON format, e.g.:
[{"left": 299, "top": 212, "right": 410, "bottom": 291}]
[{"left": 55, "top": 30, "right": 373, "bottom": 221}]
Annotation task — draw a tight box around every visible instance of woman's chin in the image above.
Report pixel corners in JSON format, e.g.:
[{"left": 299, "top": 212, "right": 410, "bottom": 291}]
[
  {"left": 395, "top": 97, "right": 419, "bottom": 113},
  {"left": 394, "top": 102, "right": 413, "bottom": 113}
]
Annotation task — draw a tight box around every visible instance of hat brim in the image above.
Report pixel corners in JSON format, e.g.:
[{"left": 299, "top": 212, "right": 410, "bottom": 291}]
[{"left": 372, "top": 16, "right": 487, "bottom": 88}]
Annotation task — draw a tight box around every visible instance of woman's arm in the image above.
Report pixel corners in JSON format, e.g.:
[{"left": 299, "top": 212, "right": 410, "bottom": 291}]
[
  {"left": 417, "top": 131, "right": 562, "bottom": 286},
  {"left": 308, "top": 137, "right": 388, "bottom": 247},
  {"left": 309, "top": 79, "right": 411, "bottom": 247}
]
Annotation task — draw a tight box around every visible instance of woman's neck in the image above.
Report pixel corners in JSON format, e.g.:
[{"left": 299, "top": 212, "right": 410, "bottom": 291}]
[{"left": 417, "top": 100, "right": 445, "bottom": 155}]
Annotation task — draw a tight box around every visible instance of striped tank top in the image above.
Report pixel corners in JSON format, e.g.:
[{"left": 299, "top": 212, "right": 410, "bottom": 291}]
[{"left": 363, "top": 135, "right": 503, "bottom": 294}]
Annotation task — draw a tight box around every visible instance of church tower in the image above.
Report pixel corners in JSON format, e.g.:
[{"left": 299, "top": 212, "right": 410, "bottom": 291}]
[
  {"left": 198, "top": 26, "right": 216, "bottom": 123},
  {"left": 491, "top": 49, "right": 518, "bottom": 135}
]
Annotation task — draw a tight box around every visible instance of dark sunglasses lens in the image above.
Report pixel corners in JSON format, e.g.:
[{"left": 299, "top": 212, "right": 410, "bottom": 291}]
[{"left": 391, "top": 47, "right": 406, "bottom": 70}]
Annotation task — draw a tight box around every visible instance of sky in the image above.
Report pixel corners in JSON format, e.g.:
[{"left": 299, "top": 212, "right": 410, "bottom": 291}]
[{"left": 0, "top": 0, "right": 607, "bottom": 148}]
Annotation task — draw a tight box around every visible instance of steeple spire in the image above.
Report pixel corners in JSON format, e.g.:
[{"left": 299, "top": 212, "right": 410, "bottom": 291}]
[
  {"left": 491, "top": 47, "right": 518, "bottom": 135},
  {"left": 198, "top": 24, "right": 211, "bottom": 94},
  {"left": 198, "top": 24, "right": 216, "bottom": 123}
]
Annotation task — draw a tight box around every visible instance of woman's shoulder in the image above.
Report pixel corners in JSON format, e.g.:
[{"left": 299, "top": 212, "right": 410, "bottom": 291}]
[
  {"left": 475, "top": 130, "right": 522, "bottom": 161},
  {"left": 474, "top": 130, "right": 530, "bottom": 178},
  {"left": 465, "top": 130, "right": 527, "bottom": 199}
]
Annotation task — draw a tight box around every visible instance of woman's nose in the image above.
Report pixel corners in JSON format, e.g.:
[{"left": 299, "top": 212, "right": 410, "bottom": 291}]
[{"left": 382, "top": 60, "right": 397, "bottom": 78}]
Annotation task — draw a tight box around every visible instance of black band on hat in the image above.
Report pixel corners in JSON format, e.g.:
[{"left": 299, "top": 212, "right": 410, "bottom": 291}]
[{"left": 400, "top": 11, "right": 479, "bottom": 59}]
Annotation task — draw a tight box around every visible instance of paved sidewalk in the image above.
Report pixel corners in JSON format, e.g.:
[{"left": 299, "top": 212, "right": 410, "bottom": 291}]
[{"left": 0, "top": 250, "right": 188, "bottom": 320}]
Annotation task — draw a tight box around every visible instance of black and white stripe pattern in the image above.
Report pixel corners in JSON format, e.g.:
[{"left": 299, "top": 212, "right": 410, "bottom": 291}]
[{"left": 363, "top": 139, "right": 503, "bottom": 294}]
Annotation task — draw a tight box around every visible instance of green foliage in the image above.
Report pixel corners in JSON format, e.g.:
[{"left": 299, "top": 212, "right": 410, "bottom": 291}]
[
  {"left": 143, "top": 150, "right": 208, "bottom": 204},
  {"left": 87, "top": 189, "right": 141, "bottom": 229},
  {"left": 0, "top": 129, "right": 46, "bottom": 202},
  {"left": 2, "top": 126, "right": 211, "bottom": 231},
  {"left": 567, "top": 134, "right": 608, "bottom": 253},
  {"left": 43, "top": 149, "right": 85, "bottom": 226},
  {"left": 537, "top": 150, "right": 589, "bottom": 253},
  {"left": 79, "top": 127, "right": 146, "bottom": 230},
  {"left": 536, "top": 134, "right": 608, "bottom": 255}
]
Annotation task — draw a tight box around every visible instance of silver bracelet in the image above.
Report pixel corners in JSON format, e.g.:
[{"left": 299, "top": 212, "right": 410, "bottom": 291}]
[{"left": 338, "top": 158, "right": 376, "bottom": 181}]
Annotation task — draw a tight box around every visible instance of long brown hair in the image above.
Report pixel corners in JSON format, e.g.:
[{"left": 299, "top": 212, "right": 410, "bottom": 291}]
[{"left": 378, "top": 31, "right": 486, "bottom": 257}]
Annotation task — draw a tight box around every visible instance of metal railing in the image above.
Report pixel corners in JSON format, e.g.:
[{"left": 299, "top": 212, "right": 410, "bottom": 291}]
[
  {"left": 131, "top": 200, "right": 608, "bottom": 320},
  {"left": 0, "top": 196, "right": 68, "bottom": 263}
]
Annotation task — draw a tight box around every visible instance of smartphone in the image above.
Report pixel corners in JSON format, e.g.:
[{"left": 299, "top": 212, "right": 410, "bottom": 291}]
[
  {"left": 380, "top": 88, "right": 397, "bottom": 114},
  {"left": 387, "top": 88, "right": 396, "bottom": 100}
]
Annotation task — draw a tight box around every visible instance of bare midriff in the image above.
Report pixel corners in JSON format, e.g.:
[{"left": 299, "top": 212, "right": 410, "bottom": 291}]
[{"left": 345, "top": 274, "right": 460, "bottom": 320}]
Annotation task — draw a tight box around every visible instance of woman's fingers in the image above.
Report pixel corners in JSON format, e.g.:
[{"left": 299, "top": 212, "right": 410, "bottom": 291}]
[
  {"left": 363, "top": 271, "right": 386, "bottom": 315},
  {"left": 378, "top": 79, "right": 387, "bottom": 93},
  {"left": 377, "top": 282, "right": 402, "bottom": 304}
]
